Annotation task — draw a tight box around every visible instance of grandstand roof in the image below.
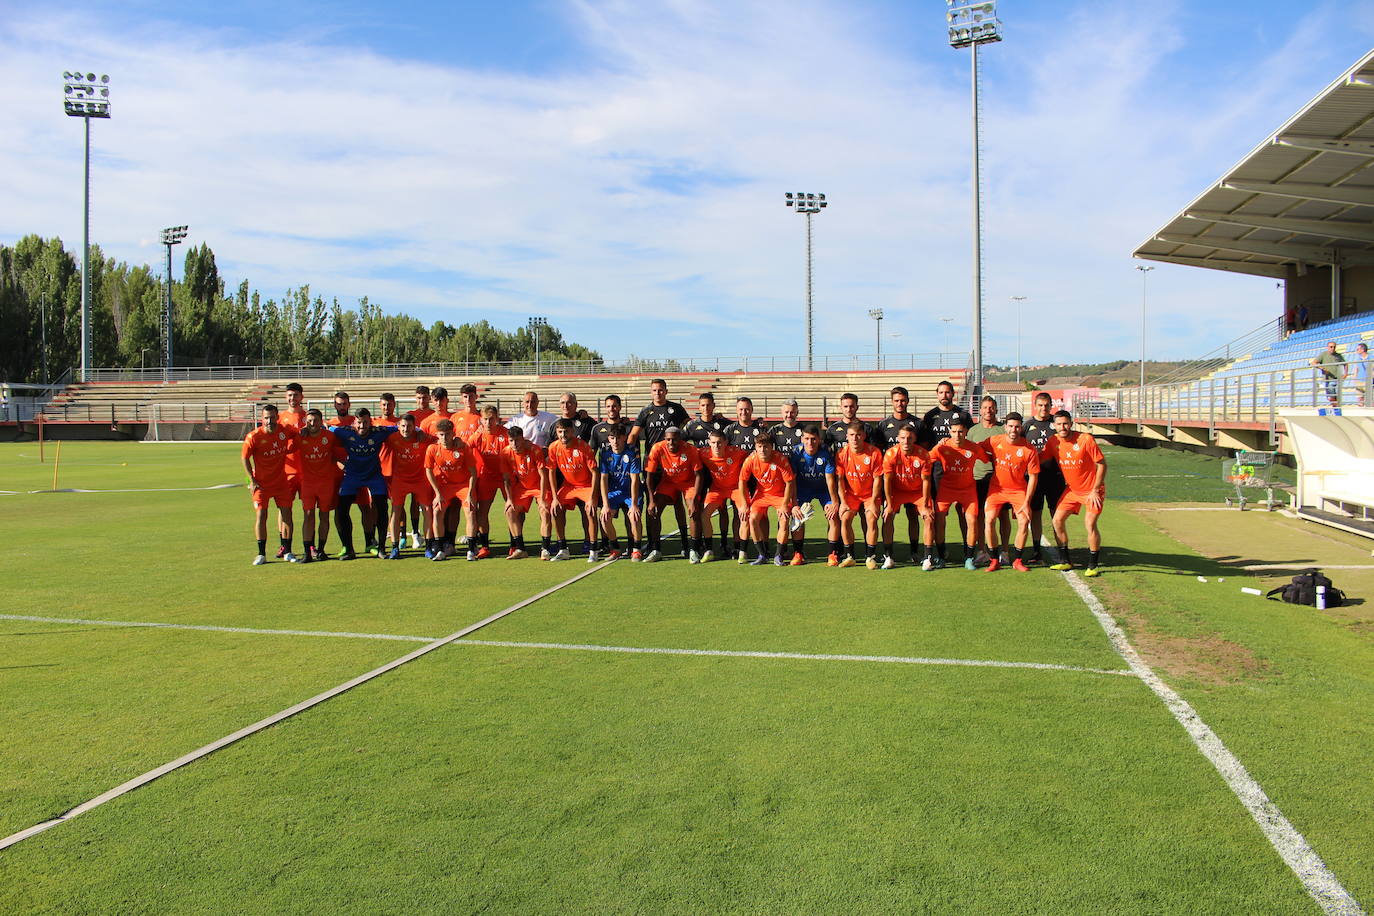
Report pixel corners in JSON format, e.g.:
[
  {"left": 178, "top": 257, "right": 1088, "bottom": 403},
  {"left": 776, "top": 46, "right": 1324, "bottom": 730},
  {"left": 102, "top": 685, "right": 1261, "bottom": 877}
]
[{"left": 1134, "top": 49, "right": 1374, "bottom": 279}]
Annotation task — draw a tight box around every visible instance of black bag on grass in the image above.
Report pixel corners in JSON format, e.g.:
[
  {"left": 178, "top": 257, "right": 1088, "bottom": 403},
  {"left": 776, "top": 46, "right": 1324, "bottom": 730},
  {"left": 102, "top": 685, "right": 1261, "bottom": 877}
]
[{"left": 1266, "top": 568, "right": 1345, "bottom": 607}]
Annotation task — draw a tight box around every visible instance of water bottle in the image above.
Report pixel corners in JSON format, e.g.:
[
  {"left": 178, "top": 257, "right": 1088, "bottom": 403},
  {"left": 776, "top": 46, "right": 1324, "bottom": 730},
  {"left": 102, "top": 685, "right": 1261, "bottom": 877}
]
[{"left": 1316, "top": 585, "right": 1327, "bottom": 610}]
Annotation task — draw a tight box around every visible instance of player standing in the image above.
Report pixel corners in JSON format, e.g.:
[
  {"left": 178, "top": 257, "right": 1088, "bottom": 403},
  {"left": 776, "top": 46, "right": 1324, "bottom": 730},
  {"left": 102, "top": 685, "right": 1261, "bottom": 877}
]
[
  {"left": 825, "top": 393, "right": 875, "bottom": 453},
  {"left": 424, "top": 419, "right": 478, "bottom": 560},
  {"left": 629, "top": 378, "right": 691, "bottom": 451},
  {"left": 454, "top": 383, "right": 484, "bottom": 440},
  {"left": 546, "top": 418, "right": 601, "bottom": 561},
  {"left": 981, "top": 412, "right": 1039, "bottom": 572},
  {"left": 767, "top": 399, "right": 805, "bottom": 461},
  {"left": 375, "top": 393, "right": 402, "bottom": 428},
  {"left": 737, "top": 433, "right": 796, "bottom": 566},
  {"left": 696, "top": 427, "right": 748, "bottom": 563},
  {"left": 921, "top": 380, "right": 976, "bottom": 561},
  {"left": 928, "top": 418, "right": 983, "bottom": 570},
  {"left": 242, "top": 404, "right": 300, "bottom": 566},
  {"left": 330, "top": 408, "right": 394, "bottom": 559},
  {"left": 881, "top": 426, "right": 933, "bottom": 570},
  {"left": 410, "top": 385, "right": 435, "bottom": 427},
  {"left": 682, "top": 392, "right": 730, "bottom": 447},
  {"left": 557, "top": 392, "right": 596, "bottom": 443},
  {"left": 465, "top": 405, "right": 511, "bottom": 560},
  {"left": 723, "top": 397, "right": 765, "bottom": 560},
  {"left": 1022, "top": 392, "right": 1064, "bottom": 565},
  {"left": 966, "top": 395, "right": 1006, "bottom": 564},
  {"left": 591, "top": 395, "right": 632, "bottom": 453},
  {"left": 597, "top": 424, "right": 643, "bottom": 560},
  {"left": 500, "top": 426, "right": 550, "bottom": 559},
  {"left": 294, "top": 408, "right": 343, "bottom": 562},
  {"left": 275, "top": 383, "right": 309, "bottom": 557},
  {"left": 507, "top": 391, "right": 558, "bottom": 447},
  {"left": 1044, "top": 411, "right": 1108, "bottom": 576},
  {"left": 873, "top": 386, "right": 920, "bottom": 452},
  {"left": 788, "top": 424, "right": 840, "bottom": 565},
  {"left": 836, "top": 421, "right": 884, "bottom": 568},
  {"left": 419, "top": 386, "right": 454, "bottom": 437}
]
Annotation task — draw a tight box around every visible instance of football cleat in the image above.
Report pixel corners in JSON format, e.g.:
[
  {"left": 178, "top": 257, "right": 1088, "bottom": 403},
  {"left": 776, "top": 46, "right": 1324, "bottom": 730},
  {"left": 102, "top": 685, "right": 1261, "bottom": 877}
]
[
  {"left": 749, "top": 553, "right": 767, "bottom": 566},
  {"left": 701, "top": 550, "right": 714, "bottom": 563},
  {"left": 773, "top": 554, "right": 786, "bottom": 567},
  {"left": 553, "top": 548, "right": 571, "bottom": 561},
  {"left": 387, "top": 547, "right": 401, "bottom": 560},
  {"left": 1012, "top": 559, "right": 1031, "bottom": 572},
  {"left": 339, "top": 550, "right": 356, "bottom": 561},
  {"left": 299, "top": 551, "right": 313, "bottom": 564},
  {"left": 964, "top": 558, "right": 976, "bottom": 570},
  {"left": 540, "top": 548, "right": 552, "bottom": 560},
  {"left": 881, "top": 556, "right": 895, "bottom": 570},
  {"left": 1083, "top": 567, "right": 1102, "bottom": 578},
  {"left": 587, "top": 550, "right": 599, "bottom": 563},
  {"left": 476, "top": 546, "right": 491, "bottom": 560},
  {"left": 933, "top": 557, "right": 947, "bottom": 570},
  {"left": 509, "top": 548, "right": 528, "bottom": 560},
  {"left": 1050, "top": 562, "right": 1073, "bottom": 571},
  {"left": 275, "top": 545, "right": 288, "bottom": 559},
  {"left": 921, "top": 557, "right": 934, "bottom": 572},
  {"left": 839, "top": 555, "right": 856, "bottom": 568},
  {"left": 607, "top": 549, "right": 622, "bottom": 561},
  {"left": 688, "top": 550, "right": 701, "bottom": 565},
  {"left": 826, "top": 552, "right": 839, "bottom": 567},
  {"left": 466, "top": 551, "right": 478, "bottom": 562},
  {"left": 631, "top": 549, "right": 644, "bottom": 562},
  {"left": 397, "top": 534, "right": 408, "bottom": 550},
  {"left": 975, "top": 549, "right": 991, "bottom": 566},
  {"left": 284, "top": 552, "right": 299, "bottom": 563},
  {"left": 252, "top": 554, "right": 267, "bottom": 566},
  {"left": 866, "top": 557, "right": 878, "bottom": 571},
  {"left": 431, "top": 550, "right": 447, "bottom": 562},
  {"left": 737, "top": 549, "right": 748, "bottom": 563},
  {"left": 644, "top": 549, "right": 661, "bottom": 563},
  {"left": 984, "top": 558, "right": 1001, "bottom": 572},
  {"left": 790, "top": 552, "right": 806, "bottom": 566}
]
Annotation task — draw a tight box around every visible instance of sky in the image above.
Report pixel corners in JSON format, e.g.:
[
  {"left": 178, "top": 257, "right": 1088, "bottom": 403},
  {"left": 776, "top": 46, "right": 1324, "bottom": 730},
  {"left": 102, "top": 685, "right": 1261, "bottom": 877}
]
[{"left": 4, "top": 0, "right": 1374, "bottom": 368}]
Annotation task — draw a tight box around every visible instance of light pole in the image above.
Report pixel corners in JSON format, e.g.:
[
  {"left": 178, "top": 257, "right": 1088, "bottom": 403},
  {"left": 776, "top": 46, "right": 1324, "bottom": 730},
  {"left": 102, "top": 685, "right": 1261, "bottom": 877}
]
[
  {"left": 940, "top": 317, "right": 954, "bottom": 369},
  {"left": 528, "top": 316, "right": 549, "bottom": 377},
  {"left": 1136, "top": 265, "right": 1153, "bottom": 413},
  {"left": 868, "top": 308, "right": 884, "bottom": 369},
  {"left": 784, "top": 192, "right": 828, "bottom": 371},
  {"left": 140, "top": 347, "right": 152, "bottom": 370},
  {"left": 63, "top": 71, "right": 111, "bottom": 382},
  {"left": 947, "top": 1, "right": 1000, "bottom": 398},
  {"left": 161, "top": 225, "right": 188, "bottom": 381},
  {"left": 1011, "top": 295, "right": 1026, "bottom": 384}
]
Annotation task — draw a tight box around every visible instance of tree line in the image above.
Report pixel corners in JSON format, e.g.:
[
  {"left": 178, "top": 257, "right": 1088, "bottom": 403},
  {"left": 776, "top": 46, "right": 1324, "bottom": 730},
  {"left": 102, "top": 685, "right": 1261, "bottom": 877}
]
[{"left": 0, "top": 235, "right": 601, "bottom": 383}]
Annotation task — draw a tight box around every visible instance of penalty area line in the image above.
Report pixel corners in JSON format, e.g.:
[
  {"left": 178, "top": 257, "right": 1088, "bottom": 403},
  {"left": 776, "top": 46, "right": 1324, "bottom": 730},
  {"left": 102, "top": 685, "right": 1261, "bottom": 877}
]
[
  {"left": 1063, "top": 570, "right": 1364, "bottom": 916},
  {"left": 0, "top": 561, "right": 614, "bottom": 854},
  {"left": 453, "top": 639, "right": 1136, "bottom": 677}
]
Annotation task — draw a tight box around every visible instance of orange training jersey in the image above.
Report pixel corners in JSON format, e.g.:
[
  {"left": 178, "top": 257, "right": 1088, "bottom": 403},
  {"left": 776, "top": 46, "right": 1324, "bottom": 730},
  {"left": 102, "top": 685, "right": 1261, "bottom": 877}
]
[
  {"left": 382, "top": 431, "right": 434, "bottom": 483},
  {"left": 986, "top": 435, "right": 1039, "bottom": 492},
  {"left": 327, "top": 414, "right": 356, "bottom": 429},
  {"left": 297, "top": 429, "right": 342, "bottom": 482},
  {"left": 454, "top": 409, "right": 484, "bottom": 441},
  {"left": 278, "top": 406, "right": 309, "bottom": 431},
  {"left": 1043, "top": 431, "right": 1105, "bottom": 494},
  {"left": 700, "top": 446, "right": 747, "bottom": 492},
  {"left": 409, "top": 407, "right": 435, "bottom": 427},
  {"left": 242, "top": 425, "right": 298, "bottom": 487},
  {"left": 646, "top": 441, "right": 701, "bottom": 487},
  {"left": 837, "top": 443, "right": 882, "bottom": 499},
  {"left": 426, "top": 440, "right": 476, "bottom": 487},
  {"left": 466, "top": 426, "right": 512, "bottom": 480},
  {"left": 883, "top": 445, "right": 931, "bottom": 494},
  {"left": 419, "top": 410, "right": 455, "bottom": 437},
  {"left": 740, "top": 452, "right": 794, "bottom": 500},
  {"left": 547, "top": 438, "right": 597, "bottom": 488},
  {"left": 929, "top": 440, "right": 984, "bottom": 492},
  {"left": 501, "top": 443, "right": 547, "bottom": 491}
]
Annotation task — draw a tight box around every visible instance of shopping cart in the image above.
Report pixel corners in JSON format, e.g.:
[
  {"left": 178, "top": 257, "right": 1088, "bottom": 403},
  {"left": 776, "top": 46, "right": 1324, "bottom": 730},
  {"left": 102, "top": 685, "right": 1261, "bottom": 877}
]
[{"left": 1224, "top": 450, "right": 1278, "bottom": 510}]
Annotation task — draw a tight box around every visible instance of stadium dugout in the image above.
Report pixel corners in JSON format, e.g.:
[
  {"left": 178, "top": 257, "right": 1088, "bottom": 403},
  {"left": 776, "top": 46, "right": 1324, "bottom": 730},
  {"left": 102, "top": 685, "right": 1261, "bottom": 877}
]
[
  {"left": 1077, "top": 48, "right": 1374, "bottom": 462},
  {"left": 1282, "top": 407, "right": 1374, "bottom": 540}
]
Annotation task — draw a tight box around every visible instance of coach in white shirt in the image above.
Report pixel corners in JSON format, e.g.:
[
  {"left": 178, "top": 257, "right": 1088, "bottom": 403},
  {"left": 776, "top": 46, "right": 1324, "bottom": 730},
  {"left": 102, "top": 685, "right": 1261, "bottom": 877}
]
[{"left": 507, "top": 390, "right": 558, "bottom": 446}]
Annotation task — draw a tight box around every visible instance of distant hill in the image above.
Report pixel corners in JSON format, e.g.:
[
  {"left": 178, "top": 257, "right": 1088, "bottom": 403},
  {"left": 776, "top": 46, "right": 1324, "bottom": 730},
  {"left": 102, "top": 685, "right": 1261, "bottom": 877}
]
[{"left": 983, "top": 360, "right": 1193, "bottom": 389}]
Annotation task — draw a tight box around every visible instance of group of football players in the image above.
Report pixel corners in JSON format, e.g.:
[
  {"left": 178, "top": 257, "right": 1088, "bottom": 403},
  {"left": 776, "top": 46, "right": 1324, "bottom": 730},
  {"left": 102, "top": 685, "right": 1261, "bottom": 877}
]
[{"left": 241, "top": 378, "right": 1106, "bottom": 575}]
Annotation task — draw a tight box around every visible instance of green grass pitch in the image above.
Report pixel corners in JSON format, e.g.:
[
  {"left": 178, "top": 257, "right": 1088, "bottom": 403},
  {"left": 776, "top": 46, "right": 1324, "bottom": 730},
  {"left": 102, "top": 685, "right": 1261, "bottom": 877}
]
[{"left": 0, "top": 439, "right": 1368, "bottom": 914}]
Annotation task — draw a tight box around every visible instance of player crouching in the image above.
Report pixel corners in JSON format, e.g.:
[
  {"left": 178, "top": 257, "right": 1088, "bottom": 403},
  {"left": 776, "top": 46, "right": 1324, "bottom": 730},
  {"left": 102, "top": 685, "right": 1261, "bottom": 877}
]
[
  {"left": 788, "top": 425, "right": 840, "bottom": 566},
  {"left": 424, "top": 419, "right": 478, "bottom": 560},
  {"left": 500, "top": 426, "right": 550, "bottom": 559},
  {"left": 645, "top": 426, "right": 703, "bottom": 562},
  {"left": 737, "top": 433, "right": 797, "bottom": 566},
  {"left": 598, "top": 424, "right": 643, "bottom": 560},
  {"left": 696, "top": 427, "right": 748, "bottom": 563},
  {"left": 980, "top": 412, "right": 1039, "bottom": 572},
  {"left": 547, "top": 418, "right": 600, "bottom": 561}
]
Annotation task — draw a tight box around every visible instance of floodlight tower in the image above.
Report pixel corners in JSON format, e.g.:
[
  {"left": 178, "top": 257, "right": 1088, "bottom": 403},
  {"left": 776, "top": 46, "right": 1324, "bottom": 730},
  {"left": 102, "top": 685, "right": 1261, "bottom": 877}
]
[
  {"left": 1011, "top": 295, "right": 1026, "bottom": 383},
  {"left": 947, "top": 1, "right": 1001, "bottom": 398},
  {"left": 784, "top": 192, "right": 828, "bottom": 371},
  {"left": 868, "top": 308, "right": 884, "bottom": 368},
  {"left": 1136, "top": 265, "right": 1153, "bottom": 408},
  {"left": 161, "top": 226, "right": 188, "bottom": 379},
  {"left": 62, "top": 71, "right": 112, "bottom": 382},
  {"left": 528, "top": 316, "right": 549, "bottom": 376}
]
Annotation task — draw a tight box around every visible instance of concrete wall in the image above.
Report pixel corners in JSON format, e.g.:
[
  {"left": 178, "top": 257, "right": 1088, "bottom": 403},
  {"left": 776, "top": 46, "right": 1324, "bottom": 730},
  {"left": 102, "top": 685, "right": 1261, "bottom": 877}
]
[{"left": 1284, "top": 264, "right": 1373, "bottom": 324}]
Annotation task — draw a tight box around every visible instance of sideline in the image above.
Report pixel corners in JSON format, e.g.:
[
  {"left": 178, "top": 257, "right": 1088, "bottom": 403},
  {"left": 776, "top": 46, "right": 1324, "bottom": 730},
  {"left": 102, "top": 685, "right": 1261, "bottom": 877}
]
[
  {"left": 28, "top": 483, "right": 243, "bottom": 494},
  {"left": 0, "top": 562, "right": 613, "bottom": 853},
  {"left": 0, "top": 614, "right": 433, "bottom": 643},
  {"left": 453, "top": 639, "right": 1136, "bottom": 677},
  {"left": 1063, "top": 570, "right": 1363, "bottom": 915}
]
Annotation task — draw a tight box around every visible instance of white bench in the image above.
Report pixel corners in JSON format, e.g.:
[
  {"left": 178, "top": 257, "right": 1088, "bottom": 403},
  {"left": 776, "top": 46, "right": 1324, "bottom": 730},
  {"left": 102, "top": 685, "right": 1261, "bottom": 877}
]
[{"left": 1318, "top": 488, "right": 1374, "bottom": 521}]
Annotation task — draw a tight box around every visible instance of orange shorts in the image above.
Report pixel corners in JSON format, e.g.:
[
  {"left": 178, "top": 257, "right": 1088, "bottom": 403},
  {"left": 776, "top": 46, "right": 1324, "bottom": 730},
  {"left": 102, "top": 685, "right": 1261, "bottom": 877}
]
[
  {"left": 556, "top": 483, "right": 596, "bottom": 509},
  {"left": 654, "top": 481, "right": 697, "bottom": 503},
  {"left": 507, "top": 487, "right": 544, "bottom": 514},
  {"left": 433, "top": 484, "right": 469, "bottom": 509},
  {"left": 252, "top": 485, "right": 294, "bottom": 509},
  {"left": 749, "top": 494, "right": 791, "bottom": 519},
  {"left": 703, "top": 488, "right": 746, "bottom": 514},
  {"left": 936, "top": 488, "right": 980, "bottom": 515},
  {"left": 887, "top": 487, "right": 924, "bottom": 509},
  {"left": 842, "top": 489, "right": 877, "bottom": 513},
  {"left": 472, "top": 476, "right": 502, "bottom": 503},
  {"left": 1055, "top": 489, "right": 1105, "bottom": 517},
  {"left": 389, "top": 478, "right": 431, "bottom": 507},
  {"left": 984, "top": 489, "right": 1027, "bottom": 516},
  {"left": 299, "top": 479, "right": 338, "bottom": 512}
]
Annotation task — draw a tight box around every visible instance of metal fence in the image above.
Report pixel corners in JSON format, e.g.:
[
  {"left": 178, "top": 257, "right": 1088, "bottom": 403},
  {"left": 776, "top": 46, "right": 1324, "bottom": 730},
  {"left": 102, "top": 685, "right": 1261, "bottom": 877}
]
[
  {"left": 81, "top": 352, "right": 967, "bottom": 383},
  {"left": 37, "top": 402, "right": 259, "bottom": 425}
]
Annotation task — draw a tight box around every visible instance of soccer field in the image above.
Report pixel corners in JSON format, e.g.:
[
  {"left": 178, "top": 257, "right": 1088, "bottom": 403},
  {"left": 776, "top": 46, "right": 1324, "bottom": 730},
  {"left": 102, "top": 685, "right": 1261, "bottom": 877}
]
[{"left": 1, "top": 441, "right": 1370, "bottom": 913}]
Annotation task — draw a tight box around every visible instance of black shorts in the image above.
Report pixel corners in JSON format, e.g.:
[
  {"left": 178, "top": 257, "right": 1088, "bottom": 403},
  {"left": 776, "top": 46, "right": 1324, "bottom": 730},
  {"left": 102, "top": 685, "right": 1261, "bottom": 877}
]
[
  {"left": 975, "top": 474, "right": 991, "bottom": 507},
  {"left": 1032, "top": 467, "right": 1064, "bottom": 512}
]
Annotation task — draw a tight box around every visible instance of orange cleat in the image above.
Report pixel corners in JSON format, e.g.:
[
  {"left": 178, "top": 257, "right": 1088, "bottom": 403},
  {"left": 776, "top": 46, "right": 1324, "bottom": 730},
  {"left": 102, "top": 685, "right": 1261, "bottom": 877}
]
[
  {"left": 476, "top": 546, "right": 491, "bottom": 560},
  {"left": 790, "top": 553, "right": 806, "bottom": 566},
  {"left": 1012, "top": 559, "right": 1031, "bottom": 572},
  {"left": 984, "top": 558, "right": 1001, "bottom": 572},
  {"left": 826, "top": 552, "right": 839, "bottom": 567}
]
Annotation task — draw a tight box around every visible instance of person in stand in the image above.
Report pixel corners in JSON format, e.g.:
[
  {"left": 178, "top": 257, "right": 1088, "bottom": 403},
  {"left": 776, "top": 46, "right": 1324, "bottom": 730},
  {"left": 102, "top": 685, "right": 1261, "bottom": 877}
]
[
  {"left": 242, "top": 404, "right": 299, "bottom": 566},
  {"left": 1311, "top": 340, "right": 1347, "bottom": 408},
  {"left": 1350, "top": 341, "right": 1371, "bottom": 407}
]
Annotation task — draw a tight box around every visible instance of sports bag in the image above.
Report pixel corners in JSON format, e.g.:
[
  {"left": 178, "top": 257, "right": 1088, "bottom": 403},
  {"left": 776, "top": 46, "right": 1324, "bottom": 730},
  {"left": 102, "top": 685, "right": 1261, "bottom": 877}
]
[{"left": 1266, "top": 568, "right": 1345, "bottom": 607}]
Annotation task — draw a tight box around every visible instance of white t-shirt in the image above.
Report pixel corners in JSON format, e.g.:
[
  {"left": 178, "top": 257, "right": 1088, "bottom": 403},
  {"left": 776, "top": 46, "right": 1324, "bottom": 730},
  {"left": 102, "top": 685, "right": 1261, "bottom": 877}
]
[{"left": 507, "top": 410, "right": 558, "bottom": 447}]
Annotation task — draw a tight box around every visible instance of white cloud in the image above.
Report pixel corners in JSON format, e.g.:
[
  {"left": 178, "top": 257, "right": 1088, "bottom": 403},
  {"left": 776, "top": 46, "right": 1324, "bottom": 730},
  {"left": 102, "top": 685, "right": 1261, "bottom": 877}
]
[{"left": 3, "top": 0, "right": 1373, "bottom": 368}]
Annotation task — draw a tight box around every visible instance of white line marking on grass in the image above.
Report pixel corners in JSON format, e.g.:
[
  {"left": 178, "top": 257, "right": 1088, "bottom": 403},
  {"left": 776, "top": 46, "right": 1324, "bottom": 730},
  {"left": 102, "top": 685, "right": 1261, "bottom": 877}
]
[
  {"left": 0, "top": 562, "right": 613, "bottom": 853},
  {"left": 1140, "top": 507, "right": 1251, "bottom": 512},
  {"left": 29, "top": 483, "right": 242, "bottom": 494},
  {"left": 0, "top": 614, "right": 434, "bottom": 643},
  {"left": 1240, "top": 564, "right": 1374, "bottom": 571},
  {"left": 453, "top": 639, "right": 1137, "bottom": 677},
  {"left": 1063, "top": 570, "right": 1364, "bottom": 916}
]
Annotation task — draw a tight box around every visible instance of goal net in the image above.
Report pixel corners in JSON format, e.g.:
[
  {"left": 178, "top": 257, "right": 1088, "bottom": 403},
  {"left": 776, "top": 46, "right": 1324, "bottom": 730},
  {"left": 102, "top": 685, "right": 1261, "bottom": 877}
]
[{"left": 143, "top": 404, "right": 258, "bottom": 442}]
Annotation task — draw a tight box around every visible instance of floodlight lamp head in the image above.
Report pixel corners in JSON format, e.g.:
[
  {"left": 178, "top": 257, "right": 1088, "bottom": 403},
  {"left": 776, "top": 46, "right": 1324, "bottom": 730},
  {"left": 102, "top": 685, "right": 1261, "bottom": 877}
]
[
  {"left": 62, "top": 70, "right": 112, "bottom": 118},
  {"left": 869, "top": 308, "right": 884, "bottom": 320}
]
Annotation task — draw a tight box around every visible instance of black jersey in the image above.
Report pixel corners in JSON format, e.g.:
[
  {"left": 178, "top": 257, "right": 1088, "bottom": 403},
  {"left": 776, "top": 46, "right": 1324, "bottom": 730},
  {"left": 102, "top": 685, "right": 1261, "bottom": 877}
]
[
  {"left": 824, "top": 419, "right": 876, "bottom": 453},
  {"left": 590, "top": 418, "right": 632, "bottom": 454},
  {"left": 920, "top": 405, "right": 974, "bottom": 448},
  {"left": 682, "top": 413, "right": 731, "bottom": 447},
  {"left": 767, "top": 422, "right": 805, "bottom": 460},
  {"left": 1022, "top": 417, "right": 1056, "bottom": 453},
  {"left": 560, "top": 414, "right": 596, "bottom": 444},
  {"left": 633, "top": 401, "right": 690, "bottom": 450},
  {"left": 872, "top": 414, "right": 919, "bottom": 451},
  {"left": 725, "top": 419, "right": 764, "bottom": 453}
]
